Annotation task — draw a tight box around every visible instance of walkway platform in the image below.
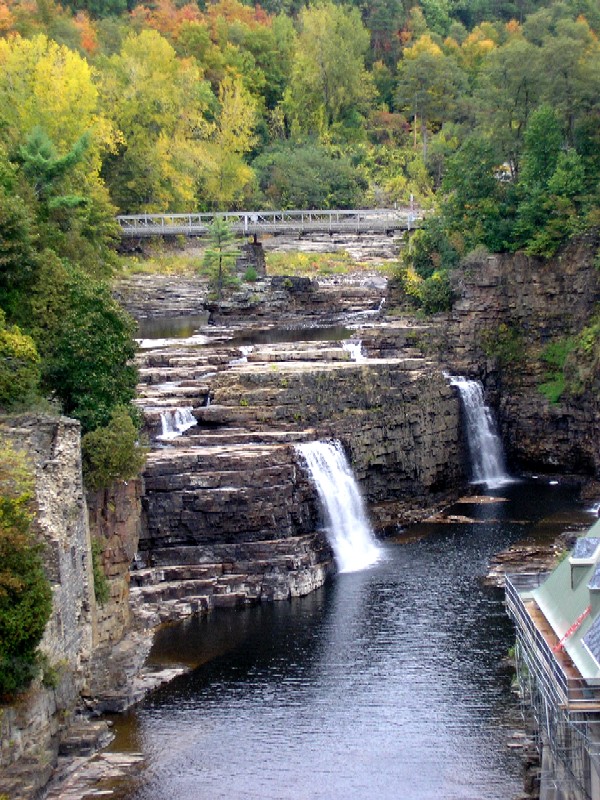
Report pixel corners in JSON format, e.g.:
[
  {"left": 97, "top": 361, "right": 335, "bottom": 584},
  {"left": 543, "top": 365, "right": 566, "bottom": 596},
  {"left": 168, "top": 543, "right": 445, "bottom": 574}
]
[{"left": 116, "top": 208, "right": 421, "bottom": 238}]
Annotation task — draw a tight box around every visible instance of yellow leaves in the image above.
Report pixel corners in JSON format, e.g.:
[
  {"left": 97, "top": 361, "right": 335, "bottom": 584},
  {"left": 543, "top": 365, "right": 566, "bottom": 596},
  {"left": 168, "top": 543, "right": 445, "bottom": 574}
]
[
  {"left": 404, "top": 34, "right": 443, "bottom": 60},
  {"left": 216, "top": 74, "right": 257, "bottom": 155},
  {"left": 202, "top": 0, "right": 271, "bottom": 36},
  {"left": 153, "top": 132, "right": 204, "bottom": 210},
  {"left": 0, "top": 34, "right": 114, "bottom": 159}
]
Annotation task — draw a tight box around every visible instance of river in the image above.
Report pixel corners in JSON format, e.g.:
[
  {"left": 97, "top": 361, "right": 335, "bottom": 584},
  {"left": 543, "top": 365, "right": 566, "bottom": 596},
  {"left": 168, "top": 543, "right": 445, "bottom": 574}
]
[{"left": 103, "top": 479, "right": 593, "bottom": 800}]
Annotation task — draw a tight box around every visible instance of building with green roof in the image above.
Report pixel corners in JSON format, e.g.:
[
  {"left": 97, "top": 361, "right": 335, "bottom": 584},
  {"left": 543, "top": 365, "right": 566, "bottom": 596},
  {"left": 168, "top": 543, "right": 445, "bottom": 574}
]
[{"left": 506, "top": 519, "right": 600, "bottom": 800}]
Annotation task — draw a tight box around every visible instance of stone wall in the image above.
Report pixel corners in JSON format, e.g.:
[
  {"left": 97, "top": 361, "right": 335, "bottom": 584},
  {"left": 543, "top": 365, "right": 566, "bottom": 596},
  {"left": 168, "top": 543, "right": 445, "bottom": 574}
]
[{"left": 0, "top": 415, "right": 94, "bottom": 797}]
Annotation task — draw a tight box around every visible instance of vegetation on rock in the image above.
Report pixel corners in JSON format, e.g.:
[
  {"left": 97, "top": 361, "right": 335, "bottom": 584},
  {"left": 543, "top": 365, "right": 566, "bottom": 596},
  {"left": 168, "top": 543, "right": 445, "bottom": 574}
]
[{"left": 0, "top": 440, "right": 52, "bottom": 701}]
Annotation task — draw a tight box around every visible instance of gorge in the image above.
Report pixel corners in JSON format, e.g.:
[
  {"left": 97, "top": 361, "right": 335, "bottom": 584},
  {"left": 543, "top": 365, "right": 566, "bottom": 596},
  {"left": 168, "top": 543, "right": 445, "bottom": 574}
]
[{"left": 2, "top": 231, "right": 600, "bottom": 800}]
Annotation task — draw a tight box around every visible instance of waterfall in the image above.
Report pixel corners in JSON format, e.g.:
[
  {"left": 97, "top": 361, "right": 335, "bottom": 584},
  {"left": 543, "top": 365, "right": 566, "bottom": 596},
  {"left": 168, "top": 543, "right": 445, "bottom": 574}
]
[
  {"left": 229, "top": 345, "right": 254, "bottom": 366},
  {"left": 158, "top": 407, "right": 197, "bottom": 440},
  {"left": 447, "top": 376, "right": 510, "bottom": 489},
  {"left": 297, "top": 440, "right": 382, "bottom": 573},
  {"left": 342, "top": 340, "right": 366, "bottom": 362}
]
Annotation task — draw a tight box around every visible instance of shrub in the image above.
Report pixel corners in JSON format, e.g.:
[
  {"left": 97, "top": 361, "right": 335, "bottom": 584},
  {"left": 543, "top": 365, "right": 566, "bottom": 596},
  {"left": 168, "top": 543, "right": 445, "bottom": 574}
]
[
  {"left": 243, "top": 266, "right": 258, "bottom": 282},
  {"left": 41, "top": 272, "right": 138, "bottom": 433},
  {"left": 0, "top": 441, "right": 52, "bottom": 701},
  {"left": 421, "top": 270, "right": 452, "bottom": 313},
  {"left": 0, "top": 311, "right": 41, "bottom": 411},
  {"left": 482, "top": 323, "right": 524, "bottom": 367},
  {"left": 90, "top": 538, "right": 109, "bottom": 606},
  {"left": 538, "top": 337, "right": 576, "bottom": 403},
  {"left": 81, "top": 405, "right": 147, "bottom": 491}
]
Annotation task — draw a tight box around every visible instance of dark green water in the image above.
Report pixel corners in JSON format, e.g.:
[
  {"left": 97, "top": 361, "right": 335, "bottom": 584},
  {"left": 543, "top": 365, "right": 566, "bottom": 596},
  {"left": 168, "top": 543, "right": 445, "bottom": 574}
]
[{"left": 105, "top": 480, "right": 592, "bottom": 800}]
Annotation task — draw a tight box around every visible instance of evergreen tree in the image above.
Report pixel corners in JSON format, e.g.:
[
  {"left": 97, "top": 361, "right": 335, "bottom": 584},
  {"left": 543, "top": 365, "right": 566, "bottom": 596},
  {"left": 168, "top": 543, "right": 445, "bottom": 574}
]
[{"left": 201, "top": 217, "right": 240, "bottom": 308}]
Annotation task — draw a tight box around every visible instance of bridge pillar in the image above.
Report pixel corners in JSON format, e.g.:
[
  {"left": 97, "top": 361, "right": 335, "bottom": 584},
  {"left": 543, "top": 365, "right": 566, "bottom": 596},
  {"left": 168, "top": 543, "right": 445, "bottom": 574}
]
[{"left": 236, "top": 239, "right": 266, "bottom": 277}]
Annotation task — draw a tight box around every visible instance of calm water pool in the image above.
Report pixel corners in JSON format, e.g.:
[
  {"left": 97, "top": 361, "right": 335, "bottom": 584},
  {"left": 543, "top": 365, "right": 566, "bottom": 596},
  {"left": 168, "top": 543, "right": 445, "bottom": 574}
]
[{"left": 104, "top": 480, "right": 591, "bottom": 800}]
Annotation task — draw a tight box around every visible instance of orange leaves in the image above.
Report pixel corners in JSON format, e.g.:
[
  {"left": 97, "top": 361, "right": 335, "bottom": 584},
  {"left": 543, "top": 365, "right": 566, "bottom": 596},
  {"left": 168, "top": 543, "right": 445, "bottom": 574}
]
[
  {"left": 74, "top": 11, "right": 98, "bottom": 55},
  {"left": 0, "top": 2, "right": 14, "bottom": 34}
]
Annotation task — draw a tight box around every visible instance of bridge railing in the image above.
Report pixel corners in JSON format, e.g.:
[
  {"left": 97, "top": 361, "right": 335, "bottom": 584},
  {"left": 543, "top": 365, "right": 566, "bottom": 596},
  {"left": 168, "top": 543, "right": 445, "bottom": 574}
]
[{"left": 116, "top": 208, "right": 421, "bottom": 237}]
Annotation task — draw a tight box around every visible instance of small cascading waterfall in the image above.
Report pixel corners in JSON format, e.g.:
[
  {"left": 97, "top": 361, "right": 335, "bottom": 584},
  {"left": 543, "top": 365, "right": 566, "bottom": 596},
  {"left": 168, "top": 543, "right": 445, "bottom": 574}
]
[
  {"left": 296, "top": 440, "right": 382, "bottom": 573},
  {"left": 447, "top": 375, "right": 510, "bottom": 489},
  {"left": 229, "top": 345, "right": 254, "bottom": 366},
  {"left": 158, "top": 407, "right": 197, "bottom": 440},
  {"left": 342, "top": 340, "right": 366, "bottom": 362}
]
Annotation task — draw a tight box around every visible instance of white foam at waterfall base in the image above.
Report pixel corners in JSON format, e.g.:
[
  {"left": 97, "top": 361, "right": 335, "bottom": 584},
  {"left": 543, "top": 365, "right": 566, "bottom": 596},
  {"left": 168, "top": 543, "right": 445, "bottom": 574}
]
[
  {"left": 297, "top": 440, "right": 382, "bottom": 573},
  {"left": 342, "top": 340, "right": 366, "bottom": 362},
  {"left": 447, "top": 375, "right": 511, "bottom": 489},
  {"left": 158, "top": 408, "right": 197, "bottom": 440}
]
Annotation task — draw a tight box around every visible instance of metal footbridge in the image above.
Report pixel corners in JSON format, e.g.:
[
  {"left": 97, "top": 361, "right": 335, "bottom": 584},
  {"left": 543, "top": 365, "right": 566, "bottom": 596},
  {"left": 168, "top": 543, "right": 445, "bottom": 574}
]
[{"left": 116, "top": 207, "right": 421, "bottom": 238}]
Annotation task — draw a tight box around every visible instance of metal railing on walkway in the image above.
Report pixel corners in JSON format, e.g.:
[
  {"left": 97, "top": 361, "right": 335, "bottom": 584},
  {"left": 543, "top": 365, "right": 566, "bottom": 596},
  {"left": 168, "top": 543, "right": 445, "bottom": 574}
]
[{"left": 116, "top": 208, "right": 422, "bottom": 238}]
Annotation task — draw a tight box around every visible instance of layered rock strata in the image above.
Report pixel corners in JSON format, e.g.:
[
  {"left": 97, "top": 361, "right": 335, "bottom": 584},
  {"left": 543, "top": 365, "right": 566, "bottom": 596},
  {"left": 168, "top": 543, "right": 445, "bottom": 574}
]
[
  {"left": 0, "top": 416, "right": 97, "bottom": 799},
  {"left": 134, "top": 305, "right": 465, "bottom": 625},
  {"left": 385, "top": 232, "right": 600, "bottom": 476}
]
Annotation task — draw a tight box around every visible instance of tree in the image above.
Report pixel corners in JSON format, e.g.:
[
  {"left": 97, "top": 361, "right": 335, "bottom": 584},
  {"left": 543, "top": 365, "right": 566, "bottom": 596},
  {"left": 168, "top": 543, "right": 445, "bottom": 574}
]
[
  {"left": 201, "top": 217, "right": 240, "bottom": 307},
  {"left": 0, "top": 187, "right": 38, "bottom": 317},
  {"left": 395, "top": 37, "right": 467, "bottom": 159},
  {"left": 200, "top": 75, "right": 258, "bottom": 210},
  {"left": 441, "top": 134, "right": 513, "bottom": 252},
  {"left": 283, "top": 1, "right": 375, "bottom": 138},
  {"left": 82, "top": 405, "right": 147, "bottom": 490},
  {"left": 512, "top": 105, "right": 586, "bottom": 255},
  {"left": 40, "top": 270, "right": 138, "bottom": 433},
  {"left": 475, "top": 38, "right": 540, "bottom": 177},
  {"left": 536, "top": 18, "right": 600, "bottom": 144},
  {"left": 0, "top": 311, "right": 41, "bottom": 411},
  {"left": 253, "top": 143, "right": 368, "bottom": 209},
  {"left": 100, "top": 29, "right": 216, "bottom": 212},
  {"left": 0, "top": 440, "right": 52, "bottom": 700},
  {"left": 518, "top": 104, "right": 563, "bottom": 189},
  {"left": 0, "top": 34, "right": 115, "bottom": 157}
]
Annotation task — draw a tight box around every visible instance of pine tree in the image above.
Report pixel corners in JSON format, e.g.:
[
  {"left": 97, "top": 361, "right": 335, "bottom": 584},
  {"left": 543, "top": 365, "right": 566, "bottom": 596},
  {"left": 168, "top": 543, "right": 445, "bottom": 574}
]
[{"left": 201, "top": 217, "right": 240, "bottom": 308}]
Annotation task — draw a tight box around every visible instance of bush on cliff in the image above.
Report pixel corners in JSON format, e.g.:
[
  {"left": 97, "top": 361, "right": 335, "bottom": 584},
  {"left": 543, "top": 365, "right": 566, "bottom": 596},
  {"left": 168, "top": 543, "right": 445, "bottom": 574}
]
[
  {"left": 0, "top": 311, "right": 41, "bottom": 411},
  {"left": 81, "top": 405, "right": 147, "bottom": 491},
  {"left": 0, "top": 440, "right": 52, "bottom": 701},
  {"left": 39, "top": 272, "right": 138, "bottom": 434}
]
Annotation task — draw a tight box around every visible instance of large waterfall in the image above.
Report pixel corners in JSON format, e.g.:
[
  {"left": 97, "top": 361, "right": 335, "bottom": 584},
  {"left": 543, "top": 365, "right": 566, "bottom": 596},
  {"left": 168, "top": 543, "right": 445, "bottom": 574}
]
[
  {"left": 297, "top": 440, "right": 382, "bottom": 573},
  {"left": 448, "top": 376, "right": 511, "bottom": 489}
]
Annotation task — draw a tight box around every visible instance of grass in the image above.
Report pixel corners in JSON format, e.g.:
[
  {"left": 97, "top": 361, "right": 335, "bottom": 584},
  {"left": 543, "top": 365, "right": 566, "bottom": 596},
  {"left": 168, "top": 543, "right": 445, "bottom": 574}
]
[
  {"left": 264, "top": 250, "right": 389, "bottom": 276},
  {"left": 117, "top": 245, "right": 201, "bottom": 278},
  {"left": 116, "top": 243, "right": 394, "bottom": 279}
]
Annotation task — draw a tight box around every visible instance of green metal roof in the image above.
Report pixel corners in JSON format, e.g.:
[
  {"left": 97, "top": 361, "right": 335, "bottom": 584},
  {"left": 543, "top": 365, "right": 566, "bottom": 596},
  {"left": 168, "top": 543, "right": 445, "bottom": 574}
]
[{"left": 532, "top": 519, "right": 600, "bottom": 680}]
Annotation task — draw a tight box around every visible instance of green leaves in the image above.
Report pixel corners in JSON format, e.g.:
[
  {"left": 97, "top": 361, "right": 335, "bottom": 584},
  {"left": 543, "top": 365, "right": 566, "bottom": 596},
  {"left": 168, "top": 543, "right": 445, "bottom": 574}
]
[
  {"left": 40, "top": 269, "right": 138, "bottom": 433},
  {"left": 0, "top": 311, "right": 41, "bottom": 412},
  {"left": 0, "top": 440, "right": 52, "bottom": 700},
  {"left": 82, "top": 405, "right": 147, "bottom": 491}
]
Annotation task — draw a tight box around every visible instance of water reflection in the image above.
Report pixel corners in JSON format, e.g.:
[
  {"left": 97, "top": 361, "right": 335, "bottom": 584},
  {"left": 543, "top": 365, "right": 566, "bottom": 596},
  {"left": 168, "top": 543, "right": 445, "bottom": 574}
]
[
  {"left": 136, "top": 313, "right": 210, "bottom": 340},
  {"left": 105, "top": 480, "right": 586, "bottom": 800}
]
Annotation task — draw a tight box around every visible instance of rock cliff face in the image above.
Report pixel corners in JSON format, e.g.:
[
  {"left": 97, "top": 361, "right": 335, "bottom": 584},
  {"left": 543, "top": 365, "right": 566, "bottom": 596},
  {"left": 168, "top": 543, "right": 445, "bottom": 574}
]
[
  {"left": 130, "top": 266, "right": 466, "bottom": 625},
  {"left": 115, "top": 271, "right": 385, "bottom": 325},
  {"left": 209, "top": 358, "right": 462, "bottom": 524},
  {"left": 445, "top": 234, "right": 600, "bottom": 475},
  {"left": 85, "top": 479, "right": 146, "bottom": 704},
  {"left": 386, "top": 231, "right": 600, "bottom": 476},
  {"left": 0, "top": 416, "right": 95, "bottom": 798}
]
